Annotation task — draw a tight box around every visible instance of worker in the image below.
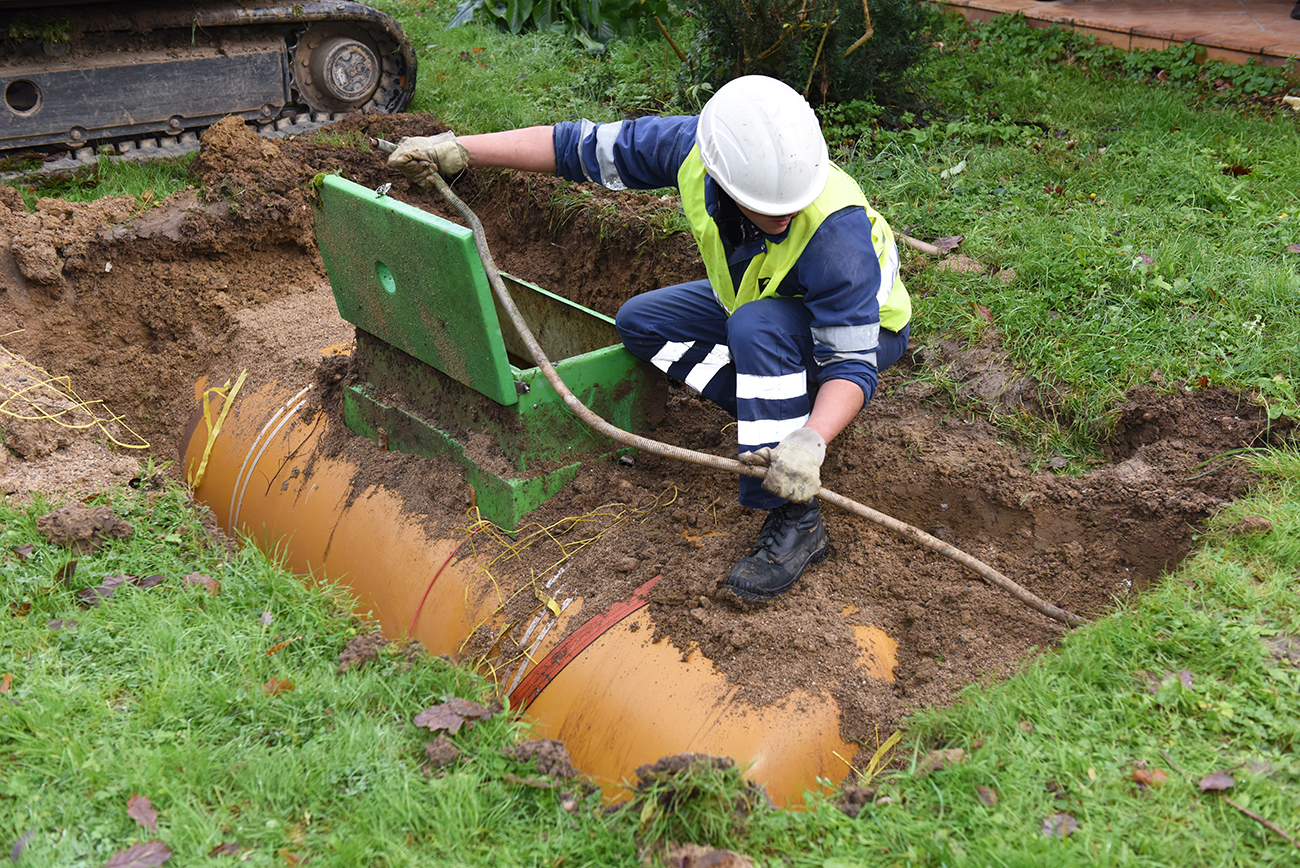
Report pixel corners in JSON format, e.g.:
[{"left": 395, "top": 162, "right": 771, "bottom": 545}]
[{"left": 387, "top": 75, "right": 911, "bottom": 602}]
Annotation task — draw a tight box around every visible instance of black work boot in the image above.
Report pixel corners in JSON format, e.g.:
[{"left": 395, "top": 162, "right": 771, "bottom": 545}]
[{"left": 725, "top": 499, "right": 830, "bottom": 601}]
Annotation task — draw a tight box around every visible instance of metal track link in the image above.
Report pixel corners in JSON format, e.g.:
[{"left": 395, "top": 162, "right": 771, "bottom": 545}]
[{"left": 2, "top": 111, "right": 344, "bottom": 181}]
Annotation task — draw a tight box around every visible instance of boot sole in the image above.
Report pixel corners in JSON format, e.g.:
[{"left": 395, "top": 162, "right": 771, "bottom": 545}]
[{"left": 726, "top": 543, "right": 830, "bottom": 602}]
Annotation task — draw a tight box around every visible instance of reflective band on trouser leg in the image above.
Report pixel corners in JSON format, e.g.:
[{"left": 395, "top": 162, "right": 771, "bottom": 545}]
[
  {"left": 652, "top": 341, "right": 733, "bottom": 396},
  {"left": 615, "top": 280, "right": 738, "bottom": 415},
  {"left": 728, "top": 297, "right": 816, "bottom": 509}
]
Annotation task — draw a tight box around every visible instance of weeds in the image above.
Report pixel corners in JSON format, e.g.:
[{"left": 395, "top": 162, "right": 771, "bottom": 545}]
[{"left": 6, "top": 154, "right": 193, "bottom": 210}]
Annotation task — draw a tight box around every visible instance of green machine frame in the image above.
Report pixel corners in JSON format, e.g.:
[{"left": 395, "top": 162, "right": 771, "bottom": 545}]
[{"left": 312, "top": 175, "right": 666, "bottom": 531}]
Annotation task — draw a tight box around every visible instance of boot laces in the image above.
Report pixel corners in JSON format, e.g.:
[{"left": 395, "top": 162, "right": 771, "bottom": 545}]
[{"left": 751, "top": 502, "right": 813, "bottom": 560}]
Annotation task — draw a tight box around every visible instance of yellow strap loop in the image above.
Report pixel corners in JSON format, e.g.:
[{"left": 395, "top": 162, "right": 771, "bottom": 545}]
[{"left": 186, "top": 370, "right": 248, "bottom": 488}]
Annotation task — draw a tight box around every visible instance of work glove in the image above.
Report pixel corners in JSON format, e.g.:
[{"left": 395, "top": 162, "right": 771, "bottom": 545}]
[
  {"left": 740, "top": 427, "right": 827, "bottom": 503},
  {"left": 386, "top": 132, "right": 470, "bottom": 189}
]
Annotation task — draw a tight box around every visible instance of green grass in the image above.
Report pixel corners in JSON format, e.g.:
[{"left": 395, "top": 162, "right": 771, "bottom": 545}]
[
  {"left": 5, "top": 460, "right": 1300, "bottom": 865},
  {"left": 833, "top": 14, "right": 1300, "bottom": 460},
  {"left": 6, "top": 154, "right": 194, "bottom": 210},
  {"left": 4, "top": 7, "right": 1300, "bottom": 865}
]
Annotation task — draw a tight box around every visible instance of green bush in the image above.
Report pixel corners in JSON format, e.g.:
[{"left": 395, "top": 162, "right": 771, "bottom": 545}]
[
  {"left": 678, "top": 0, "right": 937, "bottom": 106},
  {"left": 448, "top": 0, "right": 671, "bottom": 53}
]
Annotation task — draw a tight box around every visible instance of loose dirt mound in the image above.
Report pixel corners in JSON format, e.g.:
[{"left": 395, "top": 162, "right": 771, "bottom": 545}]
[{"left": 0, "top": 115, "right": 1291, "bottom": 754}]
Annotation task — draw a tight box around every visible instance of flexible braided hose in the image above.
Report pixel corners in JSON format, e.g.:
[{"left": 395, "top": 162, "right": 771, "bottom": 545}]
[{"left": 425, "top": 173, "right": 1083, "bottom": 628}]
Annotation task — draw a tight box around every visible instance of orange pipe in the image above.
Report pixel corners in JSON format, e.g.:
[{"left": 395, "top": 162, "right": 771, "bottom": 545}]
[{"left": 181, "top": 377, "right": 897, "bottom": 806}]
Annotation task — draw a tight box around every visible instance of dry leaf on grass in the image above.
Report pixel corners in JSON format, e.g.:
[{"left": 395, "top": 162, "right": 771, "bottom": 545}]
[
  {"left": 1132, "top": 768, "right": 1168, "bottom": 789},
  {"left": 10, "top": 830, "right": 34, "bottom": 862},
  {"left": 413, "top": 697, "right": 497, "bottom": 735},
  {"left": 126, "top": 793, "right": 158, "bottom": 832},
  {"left": 1041, "top": 812, "right": 1079, "bottom": 838},
  {"left": 77, "top": 573, "right": 128, "bottom": 608},
  {"left": 181, "top": 572, "right": 220, "bottom": 596},
  {"left": 103, "top": 840, "right": 171, "bottom": 867},
  {"left": 914, "top": 748, "right": 965, "bottom": 778},
  {"left": 207, "top": 842, "right": 244, "bottom": 857},
  {"left": 1199, "top": 770, "right": 1235, "bottom": 792},
  {"left": 263, "top": 676, "right": 295, "bottom": 696}
]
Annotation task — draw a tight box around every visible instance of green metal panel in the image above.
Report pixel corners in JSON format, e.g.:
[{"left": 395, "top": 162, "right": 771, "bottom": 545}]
[
  {"left": 313, "top": 174, "right": 519, "bottom": 406},
  {"left": 342, "top": 385, "right": 585, "bottom": 533},
  {"left": 312, "top": 173, "right": 668, "bottom": 530}
]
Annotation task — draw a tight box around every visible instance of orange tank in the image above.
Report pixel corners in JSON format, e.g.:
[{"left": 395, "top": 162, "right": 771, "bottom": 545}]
[{"left": 181, "top": 375, "right": 897, "bottom": 806}]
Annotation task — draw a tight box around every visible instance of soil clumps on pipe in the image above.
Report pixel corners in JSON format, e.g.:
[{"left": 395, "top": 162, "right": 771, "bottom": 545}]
[{"left": 0, "top": 115, "right": 1290, "bottom": 754}]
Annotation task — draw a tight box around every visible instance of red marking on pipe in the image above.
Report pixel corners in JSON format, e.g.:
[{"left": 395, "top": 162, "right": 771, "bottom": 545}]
[
  {"left": 509, "top": 575, "right": 661, "bottom": 711},
  {"left": 408, "top": 524, "right": 485, "bottom": 637}
]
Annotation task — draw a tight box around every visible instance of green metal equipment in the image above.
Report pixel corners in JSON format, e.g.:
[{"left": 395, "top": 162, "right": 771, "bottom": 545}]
[{"left": 312, "top": 174, "right": 666, "bottom": 531}]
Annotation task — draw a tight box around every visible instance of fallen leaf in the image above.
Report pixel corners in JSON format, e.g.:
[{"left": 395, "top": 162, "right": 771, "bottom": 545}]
[
  {"left": 932, "top": 235, "right": 964, "bottom": 252},
  {"left": 208, "top": 842, "right": 243, "bottom": 857},
  {"left": 0, "top": 673, "right": 10, "bottom": 694},
  {"left": 13, "top": 544, "right": 33, "bottom": 560},
  {"left": 9, "top": 601, "right": 30, "bottom": 617},
  {"left": 259, "top": 611, "right": 274, "bottom": 626},
  {"left": 55, "top": 560, "right": 78, "bottom": 586},
  {"left": 103, "top": 839, "right": 172, "bottom": 867},
  {"left": 1041, "top": 812, "right": 1079, "bottom": 838},
  {"left": 1132, "top": 768, "right": 1168, "bottom": 788},
  {"left": 1285, "top": 243, "right": 1300, "bottom": 254},
  {"left": 47, "top": 619, "right": 77, "bottom": 631},
  {"left": 975, "top": 784, "right": 999, "bottom": 806},
  {"left": 1221, "top": 164, "right": 1251, "bottom": 177},
  {"left": 134, "top": 574, "right": 164, "bottom": 589},
  {"left": 915, "top": 748, "right": 965, "bottom": 778},
  {"left": 77, "top": 574, "right": 130, "bottom": 608},
  {"left": 182, "top": 572, "right": 220, "bottom": 596},
  {"left": 263, "top": 676, "right": 295, "bottom": 696},
  {"left": 1199, "top": 770, "right": 1235, "bottom": 791},
  {"left": 413, "top": 697, "right": 497, "bottom": 735},
  {"left": 279, "top": 848, "right": 304, "bottom": 865},
  {"left": 266, "top": 636, "right": 303, "bottom": 656},
  {"left": 660, "top": 842, "right": 754, "bottom": 867},
  {"left": 1178, "top": 670, "right": 1194, "bottom": 689},
  {"left": 10, "top": 830, "right": 34, "bottom": 862},
  {"left": 971, "top": 302, "right": 993, "bottom": 323},
  {"left": 1017, "top": 719, "right": 1035, "bottom": 733},
  {"left": 127, "top": 793, "right": 158, "bottom": 832}
]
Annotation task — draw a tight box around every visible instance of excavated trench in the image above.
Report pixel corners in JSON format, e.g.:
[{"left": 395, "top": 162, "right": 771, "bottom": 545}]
[{"left": 0, "top": 115, "right": 1289, "bottom": 800}]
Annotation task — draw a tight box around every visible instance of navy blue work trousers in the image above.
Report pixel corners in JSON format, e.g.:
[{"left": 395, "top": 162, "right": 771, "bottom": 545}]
[{"left": 615, "top": 279, "right": 909, "bottom": 509}]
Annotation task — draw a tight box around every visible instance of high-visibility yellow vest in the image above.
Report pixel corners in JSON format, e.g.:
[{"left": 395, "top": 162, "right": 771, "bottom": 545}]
[{"left": 677, "top": 145, "right": 910, "bottom": 332}]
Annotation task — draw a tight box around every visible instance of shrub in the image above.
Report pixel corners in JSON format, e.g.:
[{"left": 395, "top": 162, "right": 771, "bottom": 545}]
[
  {"left": 448, "top": 0, "right": 671, "bottom": 53},
  {"left": 678, "top": 0, "right": 937, "bottom": 106}
]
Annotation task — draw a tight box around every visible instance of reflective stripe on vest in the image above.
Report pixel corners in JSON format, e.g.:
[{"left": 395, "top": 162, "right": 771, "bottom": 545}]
[{"left": 676, "top": 145, "right": 910, "bottom": 332}]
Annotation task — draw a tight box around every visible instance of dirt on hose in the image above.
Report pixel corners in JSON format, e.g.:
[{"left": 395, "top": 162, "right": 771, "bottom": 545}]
[{"left": 0, "top": 115, "right": 1290, "bottom": 757}]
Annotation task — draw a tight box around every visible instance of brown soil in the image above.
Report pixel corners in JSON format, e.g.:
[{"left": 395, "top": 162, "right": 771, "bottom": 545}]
[{"left": 1, "top": 114, "right": 1291, "bottom": 763}]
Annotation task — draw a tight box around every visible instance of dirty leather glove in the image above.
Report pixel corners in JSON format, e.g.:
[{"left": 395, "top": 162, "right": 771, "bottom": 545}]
[
  {"left": 387, "top": 132, "right": 470, "bottom": 188},
  {"left": 741, "top": 427, "right": 827, "bottom": 503}
]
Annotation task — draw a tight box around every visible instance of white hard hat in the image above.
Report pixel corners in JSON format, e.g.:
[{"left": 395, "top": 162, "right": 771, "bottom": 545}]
[{"left": 696, "top": 75, "right": 829, "bottom": 216}]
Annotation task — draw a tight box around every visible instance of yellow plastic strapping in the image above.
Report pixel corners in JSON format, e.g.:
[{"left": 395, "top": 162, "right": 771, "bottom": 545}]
[
  {"left": 187, "top": 370, "right": 248, "bottom": 488},
  {"left": 0, "top": 343, "right": 150, "bottom": 449}
]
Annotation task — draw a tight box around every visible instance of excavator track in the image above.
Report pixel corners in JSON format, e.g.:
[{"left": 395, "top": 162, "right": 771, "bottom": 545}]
[
  {"left": 1, "top": 0, "right": 415, "bottom": 173},
  {"left": 5, "top": 111, "right": 343, "bottom": 180}
]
